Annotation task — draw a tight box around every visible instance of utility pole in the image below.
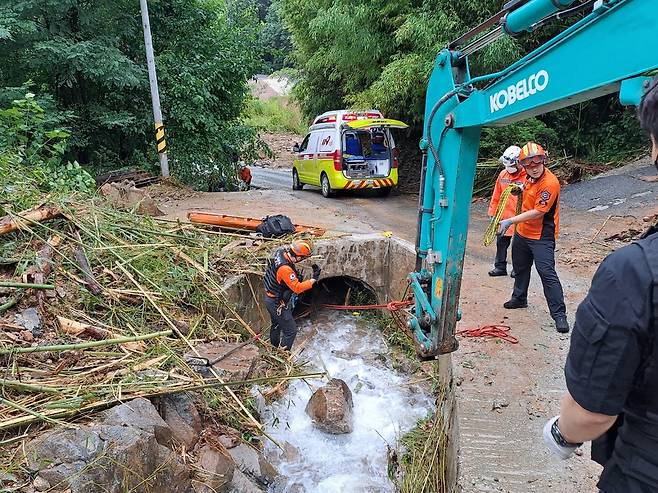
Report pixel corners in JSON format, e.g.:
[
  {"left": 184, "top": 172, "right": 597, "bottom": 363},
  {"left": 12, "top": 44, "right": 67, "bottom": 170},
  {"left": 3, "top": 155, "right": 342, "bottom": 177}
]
[{"left": 139, "top": 0, "right": 169, "bottom": 177}]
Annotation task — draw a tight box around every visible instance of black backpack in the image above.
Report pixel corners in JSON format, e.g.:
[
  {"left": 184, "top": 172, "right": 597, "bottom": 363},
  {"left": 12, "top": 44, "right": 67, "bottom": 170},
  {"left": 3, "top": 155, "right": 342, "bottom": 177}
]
[{"left": 256, "top": 215, "right": 296, "bottom": 238}]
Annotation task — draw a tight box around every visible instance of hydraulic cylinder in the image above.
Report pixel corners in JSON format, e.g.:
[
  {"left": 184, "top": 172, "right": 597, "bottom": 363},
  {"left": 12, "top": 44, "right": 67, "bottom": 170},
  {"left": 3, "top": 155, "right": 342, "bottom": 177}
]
[{"left": 503, "top": 0, "right": 576, "bottom": 35}]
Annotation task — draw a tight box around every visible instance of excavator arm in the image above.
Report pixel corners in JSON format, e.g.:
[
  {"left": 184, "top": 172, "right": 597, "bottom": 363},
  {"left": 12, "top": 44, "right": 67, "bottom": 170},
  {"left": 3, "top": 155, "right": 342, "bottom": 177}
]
[{"left": 409, "top": 0, "right": 658, "bottom": 358}]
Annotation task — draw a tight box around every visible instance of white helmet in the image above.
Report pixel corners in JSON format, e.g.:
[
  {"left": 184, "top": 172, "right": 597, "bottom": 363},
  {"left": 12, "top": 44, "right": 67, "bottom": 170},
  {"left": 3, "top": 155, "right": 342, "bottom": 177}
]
[{"left": 499, "top": 145, "right": 521, "bottom": 173}]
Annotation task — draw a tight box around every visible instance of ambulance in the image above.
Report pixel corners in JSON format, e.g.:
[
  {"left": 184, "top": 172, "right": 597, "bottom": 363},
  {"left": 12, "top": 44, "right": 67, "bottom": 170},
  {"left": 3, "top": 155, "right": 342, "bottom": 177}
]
[{"left": 291, "top": 110, "right": 408, "bottom": 198}]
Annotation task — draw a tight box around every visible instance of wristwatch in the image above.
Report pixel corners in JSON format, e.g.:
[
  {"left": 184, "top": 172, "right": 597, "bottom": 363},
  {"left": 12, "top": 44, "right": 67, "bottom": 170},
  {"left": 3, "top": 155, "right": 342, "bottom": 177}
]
[{"left": 551, "top": 419, "right": 583, "bottom": 448}]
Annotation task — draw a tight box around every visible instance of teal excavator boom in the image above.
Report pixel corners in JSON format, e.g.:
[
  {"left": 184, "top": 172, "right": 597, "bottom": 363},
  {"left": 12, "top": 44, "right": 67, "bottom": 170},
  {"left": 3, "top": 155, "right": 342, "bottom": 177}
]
[{"left": 409, "top": 0, "right": 658, "bottom": 358}]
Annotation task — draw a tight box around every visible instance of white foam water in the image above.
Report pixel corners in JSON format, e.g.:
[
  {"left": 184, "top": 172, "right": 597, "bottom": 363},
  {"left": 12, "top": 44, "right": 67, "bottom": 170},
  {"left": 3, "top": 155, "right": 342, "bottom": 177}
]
[{"left": 260, "top": 311, "right": 434, "bottom": 493}]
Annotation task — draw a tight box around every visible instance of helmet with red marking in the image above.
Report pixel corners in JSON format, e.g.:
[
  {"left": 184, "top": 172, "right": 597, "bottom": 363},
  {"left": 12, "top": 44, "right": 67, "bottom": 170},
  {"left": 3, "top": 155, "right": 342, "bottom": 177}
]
[
  {"left": 289, "top": 240, "right": 312, "bottom": 259},
  {"left": 519, "top": 142, "right": 547, "bottom": 165}
]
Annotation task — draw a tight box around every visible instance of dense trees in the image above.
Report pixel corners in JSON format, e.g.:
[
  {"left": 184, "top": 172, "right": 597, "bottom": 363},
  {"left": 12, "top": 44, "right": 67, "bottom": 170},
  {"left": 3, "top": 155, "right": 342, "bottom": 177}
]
[
  {"left": 280, "top": 0, "right": 645, "bottom": 162},
  {"left": 0, "top": 0, "right": 262, "bottom": 189}
]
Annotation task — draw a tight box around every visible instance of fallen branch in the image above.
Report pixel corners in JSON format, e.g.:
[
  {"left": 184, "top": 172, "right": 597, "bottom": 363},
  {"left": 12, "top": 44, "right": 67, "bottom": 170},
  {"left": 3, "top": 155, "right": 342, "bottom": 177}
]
[
  {"left": 0, "top": 205, "right": 62, "bottom": 236},
  {"left": 73, "top": 245, "right": 103, "bottom": 295},
  {"left": 28, "top": 235, "right": 61, "bottom": 308}
]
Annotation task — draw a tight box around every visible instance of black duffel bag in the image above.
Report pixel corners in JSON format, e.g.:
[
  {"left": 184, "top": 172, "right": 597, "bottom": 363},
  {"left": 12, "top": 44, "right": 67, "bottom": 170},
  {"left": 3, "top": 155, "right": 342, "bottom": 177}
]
[{"left": 256, "top": 214, "right": 296, "bottom": 238}]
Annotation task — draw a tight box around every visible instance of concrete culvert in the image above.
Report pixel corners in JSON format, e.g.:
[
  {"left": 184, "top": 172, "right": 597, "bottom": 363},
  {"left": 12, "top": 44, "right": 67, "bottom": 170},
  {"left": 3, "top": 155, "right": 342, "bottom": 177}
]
[{"left": 293, "top": 275, "right": 378, "bottom": 316}]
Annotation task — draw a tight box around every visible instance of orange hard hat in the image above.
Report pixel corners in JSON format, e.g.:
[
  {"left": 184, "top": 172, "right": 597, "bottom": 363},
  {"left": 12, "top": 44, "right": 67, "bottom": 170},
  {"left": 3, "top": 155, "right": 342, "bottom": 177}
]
[
  {"left": 290, "top": 240, "right": 312, "bottom": 258},
  {"left": 519, "top": 142, "right": 547, "bottom": 163}
]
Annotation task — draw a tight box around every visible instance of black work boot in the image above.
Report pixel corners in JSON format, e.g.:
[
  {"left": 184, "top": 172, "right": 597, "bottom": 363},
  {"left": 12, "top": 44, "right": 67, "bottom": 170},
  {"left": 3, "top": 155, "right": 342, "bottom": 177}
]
[
  {"left": 555, "top": 316, "right": 570, "bottom": 334},
  {"left": 488, "top": 268, "right": 507, "bottom": 277},
  {"left": 503, "top": 298, "right": 528, "bottom": 309}
]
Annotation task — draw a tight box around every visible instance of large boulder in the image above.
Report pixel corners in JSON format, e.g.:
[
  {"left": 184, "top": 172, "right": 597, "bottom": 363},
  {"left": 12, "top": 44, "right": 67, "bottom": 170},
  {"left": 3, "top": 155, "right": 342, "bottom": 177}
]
[
  {"left": 155, "top": 392, "right": 202, "bottom": 449},
  {"left": 25, "top": 425, "right": 190, "bottom": 493},
  {"left": 305, "top": 378, "right": 354, "bottom": 434},
  {"left": 25, "top": 397, "right": 191, "bottom": 493},
  {"left": 102, "top": 397, "right": 173, "bottom": 448}
]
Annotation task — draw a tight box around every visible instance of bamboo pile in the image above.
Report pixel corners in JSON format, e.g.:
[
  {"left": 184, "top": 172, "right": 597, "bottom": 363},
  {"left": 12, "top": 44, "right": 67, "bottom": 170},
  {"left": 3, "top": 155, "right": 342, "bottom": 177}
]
[{"left": 0, "top": 198, "right": 315, "bottom": 451}]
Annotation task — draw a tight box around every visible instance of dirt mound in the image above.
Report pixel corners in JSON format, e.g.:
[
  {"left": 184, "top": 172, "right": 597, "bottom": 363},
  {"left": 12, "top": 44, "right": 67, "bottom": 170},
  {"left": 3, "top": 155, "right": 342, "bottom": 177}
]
[{"left": 257, "top": 132, "right": 303, "bottom": 169}]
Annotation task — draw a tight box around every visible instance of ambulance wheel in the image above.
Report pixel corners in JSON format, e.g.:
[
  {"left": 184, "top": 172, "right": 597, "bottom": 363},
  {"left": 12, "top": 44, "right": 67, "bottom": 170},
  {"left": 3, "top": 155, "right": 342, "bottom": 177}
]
[
  {"left": 376, "top": 187, "right": 391, "bottom": 197},
  {"left": 292, "top": 169, "right": 304, "bottom": 190},
  {"left": 321, "top": 173, "right": 334, "bottom": 198}
]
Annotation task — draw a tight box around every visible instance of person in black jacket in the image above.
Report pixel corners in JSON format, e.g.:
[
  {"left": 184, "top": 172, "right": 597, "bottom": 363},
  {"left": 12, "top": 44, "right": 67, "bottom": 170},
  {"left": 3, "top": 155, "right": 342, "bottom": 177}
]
[{"left": 543, "top": 76, "right": 658, "bottom": 493}]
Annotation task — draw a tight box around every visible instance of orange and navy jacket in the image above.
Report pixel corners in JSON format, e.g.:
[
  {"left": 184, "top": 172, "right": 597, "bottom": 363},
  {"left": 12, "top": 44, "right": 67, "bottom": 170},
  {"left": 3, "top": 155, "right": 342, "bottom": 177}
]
[
  {"left": 263, "top": 249, "right": 314, "bottom": 301},
  {"left": 239, "top": 167, "right": 252, "bottom": 184},
  {"left": 488, "top": 169, "right": 526, "bottom": 237},
  {"left": 517, "top": 168, "right": 561, "bottom": 240}
]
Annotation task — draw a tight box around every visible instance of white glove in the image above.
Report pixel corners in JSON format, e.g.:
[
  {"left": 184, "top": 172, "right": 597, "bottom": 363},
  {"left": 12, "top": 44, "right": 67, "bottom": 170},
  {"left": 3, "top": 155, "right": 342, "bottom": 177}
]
[{"left": 543, "top": 416, "right": 580, "bottom": 460}]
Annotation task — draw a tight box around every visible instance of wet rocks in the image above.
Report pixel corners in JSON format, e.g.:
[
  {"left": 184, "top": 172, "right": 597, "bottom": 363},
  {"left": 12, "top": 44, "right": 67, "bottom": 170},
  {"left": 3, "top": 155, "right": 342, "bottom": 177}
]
[
  {"left": 156, "top": 392, "right": 202, "bottom": 449},
  {"left": 305, "top": 378, "right": 354, "bottom": 434},
  {"left": 25, "top": 398, "right": 191, "bottom": 493},
  {"left": 194, "top": 444, "right": 235, "bottom": 493},
  {"left": 228, "top": 443, "right": 278, "bottom": 488},
  {"left": 185, "top": 341, "right": 259, "bottom": 381}
]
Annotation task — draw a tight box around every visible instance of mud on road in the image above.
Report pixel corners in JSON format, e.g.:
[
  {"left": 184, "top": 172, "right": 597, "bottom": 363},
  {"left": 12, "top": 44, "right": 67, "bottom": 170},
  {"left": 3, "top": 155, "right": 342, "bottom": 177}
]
[{"left": 154, "top": 156, "right": 658, "bottom": 492}]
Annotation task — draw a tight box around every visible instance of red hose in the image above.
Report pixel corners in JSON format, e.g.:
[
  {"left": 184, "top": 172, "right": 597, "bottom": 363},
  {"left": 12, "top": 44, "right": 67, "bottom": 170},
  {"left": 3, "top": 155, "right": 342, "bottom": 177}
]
[
  {"left": 322, "top": 300, "right": 414, "bottom": 312},
  {"left": 456, "top": 324, "right": 518, "bottom": 344}
]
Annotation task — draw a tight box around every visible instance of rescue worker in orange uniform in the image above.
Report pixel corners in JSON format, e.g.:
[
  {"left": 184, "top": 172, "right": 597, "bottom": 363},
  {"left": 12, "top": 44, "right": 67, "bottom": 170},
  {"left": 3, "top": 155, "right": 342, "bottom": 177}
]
[
  {"left": 239, "top": 165, "right": 252, "bottom": 190},
  {"left": 488, "top": 145, "right": 525, "bottom": 277},
  {"left": 263, "top": 240, "right": 320, "bottom": 350},
  {"left": 498, "top": 142, "right": 569, "bottom": 333}
]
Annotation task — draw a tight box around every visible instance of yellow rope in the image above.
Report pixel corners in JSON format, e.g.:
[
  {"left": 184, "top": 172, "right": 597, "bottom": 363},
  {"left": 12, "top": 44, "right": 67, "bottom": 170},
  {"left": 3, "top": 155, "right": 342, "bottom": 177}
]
[{"left": 483, "top": 184, "right": 522, "bottom": 246}]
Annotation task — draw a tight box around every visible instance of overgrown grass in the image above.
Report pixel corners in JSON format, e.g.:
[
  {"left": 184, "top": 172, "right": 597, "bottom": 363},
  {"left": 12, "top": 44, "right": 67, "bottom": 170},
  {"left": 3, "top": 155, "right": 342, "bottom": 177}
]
[
  {"left": 396, "top": 407, "right": 450, "bottom": 493},
  {"left": 244, "top": 96, "right": 307, "bottom": 135}
]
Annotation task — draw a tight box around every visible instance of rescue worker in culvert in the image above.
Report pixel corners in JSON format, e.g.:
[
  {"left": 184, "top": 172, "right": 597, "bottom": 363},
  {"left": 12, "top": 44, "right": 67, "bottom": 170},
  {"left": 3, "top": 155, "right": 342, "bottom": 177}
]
[
  {"left": 498, "top": 142, "right": 569, "bottom": 333},
  {"left": 543, "top": 76, "right": 658, "bottom": 493},
  {"left": 263, "top": 240, "right": 321, "bottom": 350},
  {"left": 488, "top": 145, "right": 525, "bottom": 278}
]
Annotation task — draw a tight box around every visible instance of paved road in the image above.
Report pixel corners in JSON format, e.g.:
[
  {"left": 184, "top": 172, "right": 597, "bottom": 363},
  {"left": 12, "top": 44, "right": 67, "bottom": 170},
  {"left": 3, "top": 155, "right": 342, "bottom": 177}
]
[
  {"left": 251, "top": 166, "right": 293, "bottom": 191},
  {"left": 562, "top": 158, "right": 658, "bottom": 214}
]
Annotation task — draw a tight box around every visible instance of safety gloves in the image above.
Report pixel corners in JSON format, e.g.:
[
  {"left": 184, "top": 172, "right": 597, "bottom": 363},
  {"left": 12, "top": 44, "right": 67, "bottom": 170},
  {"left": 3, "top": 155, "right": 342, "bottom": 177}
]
[
  {"left": 543, "top": 416, "right": 582, "bottom": 460},
  {"left": 311, "top": 264, "right": 322, "bottom": 281},
  {"left": 498, "top": 218, "right": 514, "bottom": 236}
]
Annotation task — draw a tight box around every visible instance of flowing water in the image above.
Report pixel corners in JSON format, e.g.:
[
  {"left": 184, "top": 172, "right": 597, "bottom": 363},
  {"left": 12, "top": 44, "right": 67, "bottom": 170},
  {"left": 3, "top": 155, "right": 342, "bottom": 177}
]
[{"left": 260, "top": 311, "right": 434, "bottom": 493}]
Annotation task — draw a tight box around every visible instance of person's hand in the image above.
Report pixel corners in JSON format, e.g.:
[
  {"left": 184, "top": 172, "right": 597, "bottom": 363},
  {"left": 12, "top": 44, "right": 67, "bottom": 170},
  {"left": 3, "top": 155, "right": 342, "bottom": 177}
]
[
  {"left": 311, "top": 264, "right": 321, "bottom": 281},
  {"left": 511, "top": 184, "right": 524, "bottom": 196},
  {"left": 543, "top": 416, "right": 579, "bottom": 460},
  {"left": 498, "top": 218, "right": 513, "bottom": 235}
]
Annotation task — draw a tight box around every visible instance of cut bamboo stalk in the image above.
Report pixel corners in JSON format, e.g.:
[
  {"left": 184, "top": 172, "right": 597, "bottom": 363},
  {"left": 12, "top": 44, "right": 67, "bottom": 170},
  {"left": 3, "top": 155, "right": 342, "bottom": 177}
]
[
  {"left": 0, "top": 206, "right": 62, "bottom": 236},
  {"left": 0, "top": 378, "right": 61, "bottom": 394},
  {"left": 0, "top": 330, "right": 172, "bottom": 355},
  {"left": 0, "top": 281, "right": 54, "bottom": 290}
]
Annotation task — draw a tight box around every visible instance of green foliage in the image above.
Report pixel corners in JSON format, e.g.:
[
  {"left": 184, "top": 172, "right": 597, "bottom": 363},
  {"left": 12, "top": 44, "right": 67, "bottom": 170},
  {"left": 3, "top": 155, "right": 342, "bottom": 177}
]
[
  {"left": 260, "top": 0, "right": 293, "bottom": 72},
  {"left": 244, "top": 96, "right": 306, "bottom": 134},
  {"left": 0, "top": 93, "right": 94, "bottom": 213},
  {"left": 480, "top": 118, "right": 559, "bottom": 159},
  {"left": 0, "top": 0, "right": 265, "bottom": 190},
  {"left": 281, "top": 0, "right": 647, "bottom": 164}
]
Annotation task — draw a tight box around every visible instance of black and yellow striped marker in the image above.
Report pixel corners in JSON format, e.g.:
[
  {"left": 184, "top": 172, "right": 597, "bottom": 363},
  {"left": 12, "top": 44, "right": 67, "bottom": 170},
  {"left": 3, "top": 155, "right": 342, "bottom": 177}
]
[{"left": 155, "top": 122, "right": 167, "bottom": 153}]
